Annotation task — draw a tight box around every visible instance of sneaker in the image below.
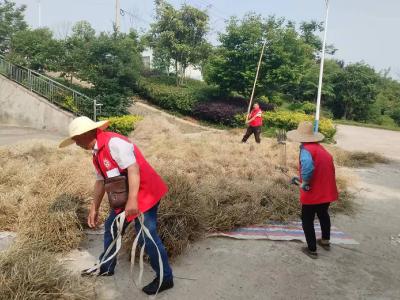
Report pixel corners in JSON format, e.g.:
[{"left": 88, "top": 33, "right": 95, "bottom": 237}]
[
  {"left": 142, "top": 277, "right": 174, "bottom": 295},
  {"left": 301, "top": 247, "right": 318, "bottom": 259},
  {"left": 317, "top": 239, "right": 331, "bottom": 251},
  {"left": 81, "top": 268, "right": 114, "bottom": 277}
]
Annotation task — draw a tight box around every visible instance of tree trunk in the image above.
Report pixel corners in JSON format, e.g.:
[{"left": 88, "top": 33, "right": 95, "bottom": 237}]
[
  {"left": 344, "top": 103, "right": 352, "bottom": 120},
  {"left": 175, "top": 60, "right": 179, "bottom": 86}
]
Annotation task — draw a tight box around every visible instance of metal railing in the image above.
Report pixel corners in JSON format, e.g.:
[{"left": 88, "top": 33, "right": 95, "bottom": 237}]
[{"left": 0, "top": 56, "right": 101, "bottom": 120}]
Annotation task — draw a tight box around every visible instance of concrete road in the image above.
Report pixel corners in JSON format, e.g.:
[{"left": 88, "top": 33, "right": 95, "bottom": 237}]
[
  {"left": 0, "top": 125, "right": 62, "bottom": 146},
  {"left": 336, "top": 125, "right": 400, "bottom": 161}
]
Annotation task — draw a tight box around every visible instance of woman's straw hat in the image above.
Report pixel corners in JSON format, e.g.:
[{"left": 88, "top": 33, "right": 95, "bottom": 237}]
[
  {"left": 59, "top": 116, "right": 109, "bottom": 148},
  {"left": 287, "top": 121, "right": 325, "bottom": 143}
]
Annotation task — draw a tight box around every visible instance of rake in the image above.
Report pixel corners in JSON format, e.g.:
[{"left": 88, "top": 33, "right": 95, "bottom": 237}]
[{"left": 276, "top": 129, "right": 288, "bottom": 174}]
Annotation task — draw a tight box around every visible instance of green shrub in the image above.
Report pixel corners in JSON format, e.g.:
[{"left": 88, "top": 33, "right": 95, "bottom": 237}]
[
  {"left": 301, "top": 101, "right": 316, "bottom": 115},
  {"left": 235, "top": 110, "right": 336, "bottom": 140},
  {"left": 269, "top": 94, "right": 287, "bottom": 107},
  {"left": 100, "top": 115, "right": 143, "bottom": 136},
  {"left": 375, "top": 115, "right": 397, "bottom": 127},
  {"left": 98, "top": 93, "right": 133, "bottom": 117},
  {"left": 138, "top": 78, "right": 196, "bottom": 113},
  {"left": 390, "top": 109, "right": 400, "bottom": 126},
  {"left": 138, "top": 76, "right": 221, "bottom": 113},
  {"left": 287, "top": 101, "right": 316, "bottom": 115},
  {"left": 62, "top": 96, "right": 78, "bottom": 113}
]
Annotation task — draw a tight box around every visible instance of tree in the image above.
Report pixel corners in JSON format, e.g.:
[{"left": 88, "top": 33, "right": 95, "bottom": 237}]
[
  {"left": 375, "top": 74, "right": 400, "bottom": 125},
  {"left": 203, "top": 14, "right": 315, "bottom": 100},
  {"left": 147, "top": 0, "right": 211, "bottom": 85},
  {"left": 294, "top": 59, "right": 343, "bottom": 102},
  {"left": 0, "top": 0, "right": 27, "bottom": 55},
  {"left": 58, "top": 21, "right": 96, "bottom": 83},
  {"left": 327, "top": 63, "right": 380, "bottom": 121},
  {"left": 299, "top": 21, "right": 336, "bottom": 56},
  {"left": 78, "top": 30, "right": 143, "bottom": 115},
  {"left": 8, "top": 28, "right": 63, "bottom": 71}
]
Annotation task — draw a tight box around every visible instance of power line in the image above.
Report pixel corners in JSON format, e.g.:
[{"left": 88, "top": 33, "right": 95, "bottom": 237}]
[
  {"left": 119, "top": 8, "right": 153, "bottom": 28},
  {"left": 189, "top": 0, "right": 228, "bottom": 24},
  {"left": 193, "top": 0, "right": 228, "bottom": 22}
]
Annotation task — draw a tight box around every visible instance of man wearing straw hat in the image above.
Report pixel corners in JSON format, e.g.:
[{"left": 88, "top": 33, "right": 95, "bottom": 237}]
[
  {"left": 59, "top": 116, "right": 174, "bottom": 295},
  {"left": 287, "top": 121, "right": 338, "bottom": 259}
]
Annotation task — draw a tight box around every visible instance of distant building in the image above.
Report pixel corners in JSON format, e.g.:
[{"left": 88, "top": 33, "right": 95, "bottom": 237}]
[{"left": 141, "top": 48, "right": 203, "bottom": 81}]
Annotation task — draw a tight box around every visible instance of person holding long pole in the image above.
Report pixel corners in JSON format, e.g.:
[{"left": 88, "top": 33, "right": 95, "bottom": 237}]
[
  {"left": 241, "top": 40, "right": 266, "bottom": 144},
  {"left": 242, "top": 102, "right": 263, "bottom": 143}
]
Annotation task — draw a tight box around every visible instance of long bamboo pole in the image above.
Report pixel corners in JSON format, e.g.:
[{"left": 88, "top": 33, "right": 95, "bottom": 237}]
[
  {"left": 314, "top": 0, "right": 330, "bottom": 133},
  {"left": 245, "top": 40, "right": 267, "bottom": 124}
]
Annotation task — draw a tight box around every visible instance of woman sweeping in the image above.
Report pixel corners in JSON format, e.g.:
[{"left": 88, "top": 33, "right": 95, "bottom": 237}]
[{"left": 287, "top": 121, "right": 339, "bottom": 258}]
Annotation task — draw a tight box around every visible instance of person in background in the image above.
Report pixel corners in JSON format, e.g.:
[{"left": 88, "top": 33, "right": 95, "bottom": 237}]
[
  {"left": 287, "top": 121, "right": 338, "bottom": 259},
  {"left": 242, "top": 102, "right": 263, "bottom": 144},
  {"left": 59, "top": 116, "right": 174, "bottom": 295}
]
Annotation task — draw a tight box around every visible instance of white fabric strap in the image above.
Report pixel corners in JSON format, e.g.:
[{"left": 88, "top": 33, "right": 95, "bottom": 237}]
[
  {"left": 86, "top": 211, "right": 165, "bottom": 297},
  {"left": 130, "top": 214, "right": 164, "bottom": 296},
  {"left": 85, "top": 211, "right": 126, "bottom": 274}
]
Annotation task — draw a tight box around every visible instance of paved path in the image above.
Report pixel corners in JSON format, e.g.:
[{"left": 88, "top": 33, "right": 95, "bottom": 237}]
[
  {"left": 0, "top": 125, "right": 62, "bottom": 146},
  {"left": 336, "top": 125, "right": 400, "bottom": 161}
]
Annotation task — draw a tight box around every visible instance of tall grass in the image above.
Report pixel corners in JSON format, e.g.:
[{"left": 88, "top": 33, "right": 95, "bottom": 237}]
[{"left": 0, "top": 241, "right": 94, "bottom": 300}]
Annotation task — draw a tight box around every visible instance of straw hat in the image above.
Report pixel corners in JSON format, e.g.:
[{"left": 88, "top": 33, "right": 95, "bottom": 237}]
[
  {"left": 59, "top": 116, "right": 109, "bottom": 148},
  {"left": 287, "top": 121, "right": 324, "bottom": 143}
]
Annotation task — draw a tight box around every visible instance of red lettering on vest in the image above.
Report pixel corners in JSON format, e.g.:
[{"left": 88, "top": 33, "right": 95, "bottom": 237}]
[
  {"left": 93, "top": 130, "right": 168, "bottom": 221},
  {"left": 299, "top": 143, "right": 338, "bottom": 205}
]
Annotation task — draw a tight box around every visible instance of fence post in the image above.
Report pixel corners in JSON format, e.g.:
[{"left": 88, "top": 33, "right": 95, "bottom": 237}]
[
  {"left": 28, "top": 69, "right": 32, "bottom": 91},
  {"left": 93, "top": 99, "right": 97, "bottom": 121},
  {"left": 72, "top": 91, "right": 76, "bottom": 109}
]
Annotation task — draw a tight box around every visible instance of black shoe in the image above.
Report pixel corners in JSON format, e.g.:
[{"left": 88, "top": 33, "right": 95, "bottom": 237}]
[
  {"left": 142, "top": 277, "right": 174, "bottom": 295},
  {"left": 317, "top": 239, "right": 331, "bottom": 251},
  {"left": 301, "top": 247, "right": 318, "bottom": 259},
  {"left": 81, "top": 268, "right": 114, "bottom": 277}
]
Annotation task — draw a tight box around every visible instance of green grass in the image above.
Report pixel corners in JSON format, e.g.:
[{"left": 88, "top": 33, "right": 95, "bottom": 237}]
[{"left": 335, "top": 119, "right": 400, "bottom": 131}]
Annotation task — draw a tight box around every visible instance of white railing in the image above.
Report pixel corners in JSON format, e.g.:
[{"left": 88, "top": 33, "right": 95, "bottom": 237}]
[{"left": 0, "top": 56, "right": 101, "bottom": 120}]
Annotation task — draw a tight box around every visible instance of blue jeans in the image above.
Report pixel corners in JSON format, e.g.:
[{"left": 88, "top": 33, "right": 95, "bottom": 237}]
[{"left": 99, "top": 203, "right": 173, "bottom": 280}]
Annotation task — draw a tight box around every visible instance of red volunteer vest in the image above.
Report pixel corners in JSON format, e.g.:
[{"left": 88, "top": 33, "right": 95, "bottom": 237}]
[
  {"left": 93, "top": 130, "right": 168, "bottom": 221},
  {"left": 299, "top": 143, "right": 338, "bottom": 205},
  {"left": 249, "top": 108, "right": 263, "bottom": 127}
]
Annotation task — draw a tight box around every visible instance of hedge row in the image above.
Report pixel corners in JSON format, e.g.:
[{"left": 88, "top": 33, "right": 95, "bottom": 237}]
[
  {"left": 192, "top": 99, "right": 275, "bottom": 126},
  {"left": 235, "top": 111, "right": 336, "bottom": 140},
  {"left": 138, "top": 77, "right": 216, "bottom": 113}
]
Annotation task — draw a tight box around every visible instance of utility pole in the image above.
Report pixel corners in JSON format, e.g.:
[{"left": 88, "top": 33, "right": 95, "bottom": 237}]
[
  {"left": 115, "top": 0, "right": 120, "bottom": 32},
  {"left": 314, "top": 0, "right": 330, "bottom": 133},
  {"left": 37, "top": 0, "right": 42, "bottom": 28}
]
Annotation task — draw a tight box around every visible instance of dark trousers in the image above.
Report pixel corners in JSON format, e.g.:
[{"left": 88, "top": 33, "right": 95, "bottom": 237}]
[
  {"left": 242, "top": 126, "right": 261, "bottom": 143},
  {"left": 301, "top": 203, "right": 331, "bottom": 252},
  {"left": 100, "top": 204, "right": 173, "bottom": 280}
]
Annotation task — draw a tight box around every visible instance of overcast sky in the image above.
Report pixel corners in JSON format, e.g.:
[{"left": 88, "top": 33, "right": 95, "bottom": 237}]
[{"left": 13, "top": 0, "right": 400, "bottom": 79}]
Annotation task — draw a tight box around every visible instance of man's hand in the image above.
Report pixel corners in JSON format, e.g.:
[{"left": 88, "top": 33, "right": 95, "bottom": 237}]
[
  {"left": 87, "top": 206, "right": 99, "bottom": 228},
  {"left": 291, "top": 176, "right": 300, "bottom": 186},
  {"left": 125, "top": 197, "right": 139, "bottom": 218}
]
